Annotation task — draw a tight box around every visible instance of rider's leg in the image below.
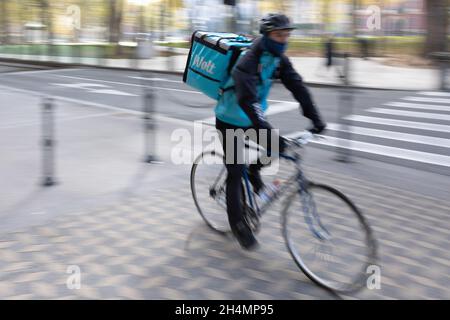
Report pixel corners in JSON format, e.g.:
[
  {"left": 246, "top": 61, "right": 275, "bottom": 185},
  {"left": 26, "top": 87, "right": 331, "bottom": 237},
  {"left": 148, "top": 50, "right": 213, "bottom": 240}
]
[
  {"left": 248, "top": 164, "right": 264, "bottom": 194},
  {"left": 224, "top": 163, "right": 245, "bottom": 226},
  {"left": 216, "top": 118, "right": 258, "bottom": 250},
  {"left": 246, "top": 126, "right": 287, "bottom": 194}
]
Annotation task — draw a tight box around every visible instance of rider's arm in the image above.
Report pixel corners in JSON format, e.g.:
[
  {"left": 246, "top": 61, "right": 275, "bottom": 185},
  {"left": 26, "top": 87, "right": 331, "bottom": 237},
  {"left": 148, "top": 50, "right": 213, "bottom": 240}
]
[
  {"left": 278, "top": 55, "right": 325, "bottom": 129},
  {"left": 232, "top": 49, "right": 272, "bottom": 130}
]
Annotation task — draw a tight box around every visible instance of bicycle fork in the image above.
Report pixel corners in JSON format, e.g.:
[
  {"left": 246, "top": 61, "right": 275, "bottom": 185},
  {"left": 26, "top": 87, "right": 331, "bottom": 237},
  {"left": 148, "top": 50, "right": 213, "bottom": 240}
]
[{"left": 297, "top": 174, "right": 332, "bottom": 241}]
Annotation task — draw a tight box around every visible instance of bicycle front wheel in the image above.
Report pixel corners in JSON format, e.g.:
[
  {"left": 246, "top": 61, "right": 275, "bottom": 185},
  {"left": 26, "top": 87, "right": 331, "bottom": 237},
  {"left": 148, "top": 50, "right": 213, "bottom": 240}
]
[{"left": 282, "top": 182, "right": 377, "bottom": 293}]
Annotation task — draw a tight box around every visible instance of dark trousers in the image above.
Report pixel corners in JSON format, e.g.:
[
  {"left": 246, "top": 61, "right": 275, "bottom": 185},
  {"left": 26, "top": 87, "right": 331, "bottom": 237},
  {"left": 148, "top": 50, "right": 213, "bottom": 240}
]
[{"left": 215, "top": 118, "right": 284, "bottom": 227}]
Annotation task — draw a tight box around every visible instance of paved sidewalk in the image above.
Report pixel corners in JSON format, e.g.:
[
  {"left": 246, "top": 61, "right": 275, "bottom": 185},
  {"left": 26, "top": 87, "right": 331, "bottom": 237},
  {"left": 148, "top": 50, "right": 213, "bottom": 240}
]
[
  {"left": 0, "top": 51, "right": 440, "bottom": 91},
  {"left": 0, "top": 87, "right": 193, "bottom": 232},
  {"left": 0, "top": 163, "right": 449, "bottom": 299}
]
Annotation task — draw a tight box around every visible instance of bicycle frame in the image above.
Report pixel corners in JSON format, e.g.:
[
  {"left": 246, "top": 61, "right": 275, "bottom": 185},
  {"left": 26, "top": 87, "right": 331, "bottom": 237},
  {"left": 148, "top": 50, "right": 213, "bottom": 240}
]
[
  {"left": 241, "top": 139, "right": 331, "bottom": 240},
  {"left": 241, "top": 146, "right": 302, "bottom": 217},
  {"left": 205, "top": 132, "right": 330, "bottom": 240}
]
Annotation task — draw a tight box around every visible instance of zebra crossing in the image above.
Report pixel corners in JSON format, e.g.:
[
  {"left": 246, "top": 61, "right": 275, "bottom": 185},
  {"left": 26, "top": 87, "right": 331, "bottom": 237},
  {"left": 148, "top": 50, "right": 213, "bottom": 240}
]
[{"left": 302, "top": 91, "right": 450, "bottom": 175}]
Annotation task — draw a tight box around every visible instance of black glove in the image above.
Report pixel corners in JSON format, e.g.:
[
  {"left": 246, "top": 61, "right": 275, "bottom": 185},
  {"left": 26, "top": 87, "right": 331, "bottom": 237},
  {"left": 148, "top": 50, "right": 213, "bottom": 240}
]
[{"left": 308, "top": 121, "right": 326, "bottom": 134}]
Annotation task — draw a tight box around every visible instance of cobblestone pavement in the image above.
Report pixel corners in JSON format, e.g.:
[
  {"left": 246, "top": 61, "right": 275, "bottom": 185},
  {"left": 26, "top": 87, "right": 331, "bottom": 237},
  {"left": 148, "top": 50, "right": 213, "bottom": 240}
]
[{"left": 0, "top": 162, "right": 449, "bottom": 300}]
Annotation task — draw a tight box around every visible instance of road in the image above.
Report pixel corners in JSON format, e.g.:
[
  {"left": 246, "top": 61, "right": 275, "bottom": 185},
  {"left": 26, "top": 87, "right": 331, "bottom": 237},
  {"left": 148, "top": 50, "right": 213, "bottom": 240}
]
[
  {"left": 1, "top": 66, "right": 449, "bottom": 194},
  {"left": 0, "top": 66, "right": 449, "bottom": 299}
]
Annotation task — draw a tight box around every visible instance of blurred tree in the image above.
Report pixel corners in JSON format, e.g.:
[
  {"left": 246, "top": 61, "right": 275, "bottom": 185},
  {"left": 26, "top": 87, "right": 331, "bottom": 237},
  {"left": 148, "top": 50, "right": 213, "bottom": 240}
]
[
  {"left": 225, "top": 0, "right": 238, "bottom": 33},
  {"left": 159, "top": 0, "right": 166, "bottom": 40},
  {"left": 158, "top": 0, "right": 184, "bottom": 40},
  {"left": 39, "top": 0, "right": 54, "bottom": 43},
  {"left": 280, "top": 0, "right": 289, "bottom": 12},
  {"left": 351, "top": 0, "right": 359, "bottom": 38},
  {"left": 138, "top": 0, "right": 145, "bottom": 34},
  {"left": 16, "top": 0, "right": 29, "bottom": 43},
  {"left": 424, "top": 0, "right": 448, "bottom": 56},
  {"left": 0, "top": 0, "right": 9, "bottom": 44},
  {"left": 38, "top": 0, "right": 54, "bottom": 47},
  {"left": 321, "top": 0, "right": 332, "bottom": 34},
  {"left": 108, "top": 0, "right": 124, "bottom": 43}
]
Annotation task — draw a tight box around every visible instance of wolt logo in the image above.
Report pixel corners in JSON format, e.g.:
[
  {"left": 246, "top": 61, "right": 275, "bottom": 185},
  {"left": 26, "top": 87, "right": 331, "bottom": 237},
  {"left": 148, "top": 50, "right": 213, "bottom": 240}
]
[{"left": 192, "top": 55, "right": 216, "bottom": 75}]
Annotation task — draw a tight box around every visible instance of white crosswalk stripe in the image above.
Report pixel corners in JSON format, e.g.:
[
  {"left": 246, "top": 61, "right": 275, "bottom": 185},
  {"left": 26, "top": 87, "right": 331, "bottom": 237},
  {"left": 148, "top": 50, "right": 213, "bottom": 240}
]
[
  {"left": 344, "top": 115, "right": 450, "bottom": 133},
  {"left": 308, "top": 92, "right": 450, "bottom": 173},
  {"left": 310, "top": 136, "right": 450, "bottom": 167},
  {"left": 402, "top": 96, "right": 450, "bottom": 104},
  {"left": 418, "top": 91, "right": 450, "bottom": 97},
  {"left": 368, "top": 108, "right": 450, "bottom": 121},
  {"left": 325, "top": 123, "right": 450, "bottom": 147},
  {"left": 196, "top": 91, "right": 450, "bottom": 173},
  {"left": 383, "top": 101, "right": 450, "bottom": 112}
]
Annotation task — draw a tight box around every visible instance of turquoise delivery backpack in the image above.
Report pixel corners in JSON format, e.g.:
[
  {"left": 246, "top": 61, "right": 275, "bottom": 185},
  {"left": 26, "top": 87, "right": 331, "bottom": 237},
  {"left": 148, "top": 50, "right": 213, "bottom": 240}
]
[{"left": 183, "top": 31, "right": 254, "bottom": 100}]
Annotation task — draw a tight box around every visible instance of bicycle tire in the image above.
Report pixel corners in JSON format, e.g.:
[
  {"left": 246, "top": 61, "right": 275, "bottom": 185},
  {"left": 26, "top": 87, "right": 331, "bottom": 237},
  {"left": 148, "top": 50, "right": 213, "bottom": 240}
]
[
  {"left": 281, "top": 182, "right": 377, "bottom": 294},
  {"left": 190, "top": 150, "right": 230, "bottom": 234},
  {"left": 191, "top": 150, "right": 255, "bottom": 235}
]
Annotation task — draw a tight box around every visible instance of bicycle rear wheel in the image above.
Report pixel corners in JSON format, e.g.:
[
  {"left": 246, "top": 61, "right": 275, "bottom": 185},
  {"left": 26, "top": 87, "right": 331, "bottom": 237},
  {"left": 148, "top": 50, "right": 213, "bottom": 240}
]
[
  {"left": 190, "top": 150, "right": 230, "bottom": 234},
  {"left": 281, "top": 182, "right": 377, "bottom": 293}
]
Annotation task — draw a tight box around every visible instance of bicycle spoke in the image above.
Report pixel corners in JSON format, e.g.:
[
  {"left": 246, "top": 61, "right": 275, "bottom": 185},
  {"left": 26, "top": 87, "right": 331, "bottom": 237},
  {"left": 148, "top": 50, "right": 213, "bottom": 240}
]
[
  {"left": 191, "top": 151, "right": 230, "bottom": 233},
  {"left": 282, "top": 183, "right": 377, "bottom": 293}
]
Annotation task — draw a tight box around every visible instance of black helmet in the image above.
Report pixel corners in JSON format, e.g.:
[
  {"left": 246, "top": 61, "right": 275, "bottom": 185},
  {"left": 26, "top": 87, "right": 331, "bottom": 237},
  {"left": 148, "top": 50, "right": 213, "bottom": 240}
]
[{"left": 259, "top": 13, "right": 295, "bottom": 35}]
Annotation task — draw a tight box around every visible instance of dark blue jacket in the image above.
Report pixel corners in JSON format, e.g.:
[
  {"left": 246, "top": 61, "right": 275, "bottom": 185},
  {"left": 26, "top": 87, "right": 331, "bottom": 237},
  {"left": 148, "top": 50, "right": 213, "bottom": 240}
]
[{"left": 214, "top": 36, "right": 324, "bottom": 130}]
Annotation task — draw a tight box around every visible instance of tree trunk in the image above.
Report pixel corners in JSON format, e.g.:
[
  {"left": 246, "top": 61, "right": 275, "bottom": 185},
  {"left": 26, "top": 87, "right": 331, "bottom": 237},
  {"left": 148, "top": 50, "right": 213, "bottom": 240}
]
[
  {"left": 139, "top": 3, "right": 145, "bottom": 34},
  {"left": 424, "top": 0, "right": 448, "bottom": 57},
  {"left": 351, "top": 0, "right": 359, "bottom": 38},
  {"left": 39, "top": 0, "right": 54, "bottom": 43},
  {"left": 159, "top": 0, "right": 165, "bottom": 41},
  {"left": 108, "top": 0, "right": 123, "bottom": 43},
  {"left": 0, "top": 0, "right": 9, "bottom": 44}
]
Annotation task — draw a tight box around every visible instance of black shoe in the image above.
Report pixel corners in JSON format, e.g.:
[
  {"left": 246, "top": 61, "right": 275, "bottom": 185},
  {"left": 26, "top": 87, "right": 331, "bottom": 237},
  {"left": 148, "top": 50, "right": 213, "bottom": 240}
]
[
  {"left": 231, "top": 221, "right": 259, "bottom": 251},
  {"left": 248, "top": 169, "right": 265, "bottom": 195},
  {"left": 308, "top": 123, "right": 326, "bottom": 134}
]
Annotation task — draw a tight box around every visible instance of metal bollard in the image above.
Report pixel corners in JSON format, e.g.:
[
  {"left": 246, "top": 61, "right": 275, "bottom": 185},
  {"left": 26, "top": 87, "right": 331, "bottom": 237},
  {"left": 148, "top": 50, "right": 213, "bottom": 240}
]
[
  {"left": 41, "top": 97, "right": 57, "bottom": 186},
  {"left": 335, "top": 53, "right": 354, "bottom": 163},
  {"left": 430, "top": 52, "right": 450, "bottom": 91},
  {"left": 439, "top": 61, "right": 448, "bottom": 91},
  {"left": 167, "top": 47, "right": 175, "bottom": 72},
  {"left": 142, "top": 76, "right": 158, "bottom": 163}
]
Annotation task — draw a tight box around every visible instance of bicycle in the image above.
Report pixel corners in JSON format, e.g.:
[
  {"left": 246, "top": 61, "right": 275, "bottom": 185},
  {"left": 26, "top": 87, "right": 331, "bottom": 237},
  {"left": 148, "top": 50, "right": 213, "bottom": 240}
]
[{"left": 190, "top": 130, "right": 378, "bottom": 293}]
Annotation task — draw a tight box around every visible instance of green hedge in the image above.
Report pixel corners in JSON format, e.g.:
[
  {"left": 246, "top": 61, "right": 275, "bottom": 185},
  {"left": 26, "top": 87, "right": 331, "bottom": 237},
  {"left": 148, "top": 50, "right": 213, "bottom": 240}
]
[{"left": 0, "top": 44, "right": 136, "bottom": 58}]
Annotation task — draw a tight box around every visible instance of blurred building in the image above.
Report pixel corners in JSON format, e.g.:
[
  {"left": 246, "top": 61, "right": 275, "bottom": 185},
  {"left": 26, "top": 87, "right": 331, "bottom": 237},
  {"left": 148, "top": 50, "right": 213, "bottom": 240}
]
[
  {"left": 353, "top": 0, "right": 425, "bottom": 36},
  {"left": 0, "top": 0, "right": 433, "bottom": 44},
  {"left": 184, "top": 0, "right": 427, "bottom": 37}
]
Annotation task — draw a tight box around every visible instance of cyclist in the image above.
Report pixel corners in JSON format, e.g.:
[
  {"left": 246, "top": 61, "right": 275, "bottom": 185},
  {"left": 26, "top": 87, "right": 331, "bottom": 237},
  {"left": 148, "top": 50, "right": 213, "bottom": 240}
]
[{"left": 214, "top": 13, "right": 326, "bottom": 250}]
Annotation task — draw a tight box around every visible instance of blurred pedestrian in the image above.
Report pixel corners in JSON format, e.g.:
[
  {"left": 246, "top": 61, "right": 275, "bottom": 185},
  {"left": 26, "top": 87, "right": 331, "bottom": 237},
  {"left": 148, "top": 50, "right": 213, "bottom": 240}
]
[
  {"left": 325, "top": 34, "right": 334, "bottom": 69},
  {"left": 315, "top": 33, "right": 338, "bottom": 78},
  {"left": 356, "top": 35, "right": 370, "bottom": 60}
]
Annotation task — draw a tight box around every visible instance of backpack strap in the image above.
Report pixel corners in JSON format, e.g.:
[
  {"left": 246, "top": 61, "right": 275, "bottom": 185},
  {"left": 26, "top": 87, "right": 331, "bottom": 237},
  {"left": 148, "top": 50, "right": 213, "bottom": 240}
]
[
  {"left": 218, "top": 46, "right": 249, "bottom": 96},
  {"left": 257, "top": 62, "right": 263, "bottom": 83},
  {"left": 218, "top": 38, "right": 265, "bottom": 97}
]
